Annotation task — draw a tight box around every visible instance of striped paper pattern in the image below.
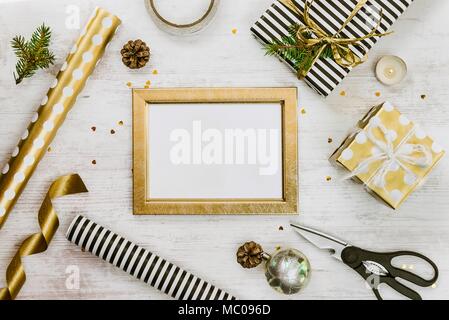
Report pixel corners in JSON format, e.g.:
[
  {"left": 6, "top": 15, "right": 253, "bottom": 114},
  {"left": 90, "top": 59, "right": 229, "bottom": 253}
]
[
  {"left": 251, "top": 0, "right": 413, "bottom": 96},
  {"left": 66, "top": 215, "right": 236, "bottom": 300}
]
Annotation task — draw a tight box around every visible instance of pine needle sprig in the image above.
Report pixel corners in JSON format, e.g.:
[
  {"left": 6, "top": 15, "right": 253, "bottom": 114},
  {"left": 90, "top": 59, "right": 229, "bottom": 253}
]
[
  {"left": 11, "top": 23, "right": 55, "bottom": 85},
  {"left": 264, "top": 24, "right": 333, "bottom": 74}
]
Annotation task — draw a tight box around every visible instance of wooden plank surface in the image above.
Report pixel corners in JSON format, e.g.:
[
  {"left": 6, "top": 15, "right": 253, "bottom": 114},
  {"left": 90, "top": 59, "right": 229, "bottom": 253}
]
[{"left": 0, "top": 0, "right": 448, "bottom": 300}]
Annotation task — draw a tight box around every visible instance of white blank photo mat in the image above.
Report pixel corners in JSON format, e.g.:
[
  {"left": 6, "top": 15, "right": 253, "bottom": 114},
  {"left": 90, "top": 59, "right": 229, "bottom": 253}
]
[{"left": 147, "top": 103, "right": 283, "bottom": 199}]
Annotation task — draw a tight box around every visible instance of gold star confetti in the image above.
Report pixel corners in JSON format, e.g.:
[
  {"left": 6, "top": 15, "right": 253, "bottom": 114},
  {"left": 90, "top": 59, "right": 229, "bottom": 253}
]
[
  {"left": 47, "top": 146, "right": 52, "bottom": 152},
  {"left": 152, "top": 69, "right": 158, "bottom": 75},
  {"left": 232, "top": 28, "right": 238, "bottom": 35},
  {"left": 146, "top": 80, "right": 151, "bottom": 86},
  {"left": 326, "top": 176, "right": 332, "bottom": 181},
  {"left": 126, "top": 82, "right": 132, "bottom": 87},
  {"left": 375, "top": 91, "right": 381, "bottom": 97},
  {"left": 300, "top": 108, "right": 306, "bottom": 115},
  {"left": 118, "top": 120, "right": 124, "bottom": 126},
  {"left": 340, "top": 90, "right": 346, "bottom": 96},
  {"left": 275, "top": 246, "right": 281, "bottom": 251}
]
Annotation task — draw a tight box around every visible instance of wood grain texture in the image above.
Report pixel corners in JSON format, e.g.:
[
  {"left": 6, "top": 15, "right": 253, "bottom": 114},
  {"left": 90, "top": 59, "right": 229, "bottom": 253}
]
[{"left": 0, "top": 0, "right": 448, "bottom": 300}]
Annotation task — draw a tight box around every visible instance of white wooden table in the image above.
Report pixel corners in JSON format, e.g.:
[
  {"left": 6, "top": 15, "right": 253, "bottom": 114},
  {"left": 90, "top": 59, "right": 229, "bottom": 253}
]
[{"left": 0, "top": 0, "right": 448, "bottom": 300}]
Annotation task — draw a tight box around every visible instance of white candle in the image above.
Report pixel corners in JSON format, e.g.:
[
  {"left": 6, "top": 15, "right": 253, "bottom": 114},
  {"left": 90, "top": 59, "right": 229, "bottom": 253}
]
[{"left": 375, "top": 55, "right": 407, "bottom": 85}]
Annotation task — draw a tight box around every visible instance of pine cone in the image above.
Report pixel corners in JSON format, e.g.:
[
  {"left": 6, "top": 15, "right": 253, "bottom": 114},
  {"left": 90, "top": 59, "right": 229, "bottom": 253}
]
[
  {"left": 237, "top": 241, "right": 264, "bottom": 269},
  {"left": 121, "top": 39, "right": 150, "bottom": 69}
]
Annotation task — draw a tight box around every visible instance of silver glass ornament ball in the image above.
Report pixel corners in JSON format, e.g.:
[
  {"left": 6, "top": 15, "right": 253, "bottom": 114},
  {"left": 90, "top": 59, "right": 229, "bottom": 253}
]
[{"left": 264, "top": 249, "right": 311, "bottom": 295}]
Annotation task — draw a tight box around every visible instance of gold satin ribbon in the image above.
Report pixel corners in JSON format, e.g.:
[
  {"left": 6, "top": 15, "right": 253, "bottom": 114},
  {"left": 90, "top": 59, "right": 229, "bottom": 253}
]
[
  {"left": 280, "top": 0, "right": 392, "bottom": 78},
  {"left": 0, "top": 174, "right": 88, "bottom": 300}
]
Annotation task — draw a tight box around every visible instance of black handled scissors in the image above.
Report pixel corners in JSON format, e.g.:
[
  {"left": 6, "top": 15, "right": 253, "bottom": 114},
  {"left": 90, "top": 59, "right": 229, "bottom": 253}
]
[{"left": 290, "top": 223, "right": 439, "bottom": 300}]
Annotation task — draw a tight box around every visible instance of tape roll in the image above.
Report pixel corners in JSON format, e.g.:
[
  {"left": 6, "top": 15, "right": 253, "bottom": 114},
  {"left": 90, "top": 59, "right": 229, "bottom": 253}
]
[{"left": 145, "top": 0, "right": 219, "bottom": 35}]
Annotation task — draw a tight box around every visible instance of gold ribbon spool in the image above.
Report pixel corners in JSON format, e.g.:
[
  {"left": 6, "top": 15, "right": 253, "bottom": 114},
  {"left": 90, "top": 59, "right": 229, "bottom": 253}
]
[
  {"left": 0, "top": 174, "right": 88, "bottom": 300},
  {"left": 279, "top": 0, "right": 392, "bottom": 78}
]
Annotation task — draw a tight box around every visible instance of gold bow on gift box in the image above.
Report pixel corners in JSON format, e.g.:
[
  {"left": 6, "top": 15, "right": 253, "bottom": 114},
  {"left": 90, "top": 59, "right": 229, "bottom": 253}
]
[{"left": 278, "top": 0, "right": 392, "bottom": 78}]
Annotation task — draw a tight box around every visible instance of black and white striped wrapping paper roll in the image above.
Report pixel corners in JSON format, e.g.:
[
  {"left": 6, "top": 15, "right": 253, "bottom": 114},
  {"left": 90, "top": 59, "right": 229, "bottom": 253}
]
[
  {"left": 66, "top": 215, "right": 236, "bottom": 300},
  {"left": 251, "top": 0, "right": 413, "bottom": 97}
]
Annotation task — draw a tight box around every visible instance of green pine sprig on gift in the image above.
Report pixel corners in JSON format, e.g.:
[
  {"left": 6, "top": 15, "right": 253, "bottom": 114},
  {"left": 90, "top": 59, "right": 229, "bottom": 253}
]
[
  {"left": 264, "top": 24, "right": 333, "bottom": 74},
  {"left": 11, "top": 23, "right": 56, "bottom": 85}
]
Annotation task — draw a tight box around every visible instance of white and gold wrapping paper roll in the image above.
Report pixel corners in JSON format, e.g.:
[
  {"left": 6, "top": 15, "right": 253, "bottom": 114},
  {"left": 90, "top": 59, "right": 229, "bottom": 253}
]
[
  {"left": 0, "top": 8, "right": 121, "bottom": 228},
  {"left": 66, "top": 215, "right": 236, "bottom": 300}
]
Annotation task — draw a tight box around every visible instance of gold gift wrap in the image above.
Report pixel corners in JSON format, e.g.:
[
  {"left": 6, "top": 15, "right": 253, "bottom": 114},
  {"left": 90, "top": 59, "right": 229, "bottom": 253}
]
[
  {"left": 0, "top": 8, "right": 121, "bottom": 228},
  {"left": 331, "top": 102, "right": 445, "bottom": 209}
]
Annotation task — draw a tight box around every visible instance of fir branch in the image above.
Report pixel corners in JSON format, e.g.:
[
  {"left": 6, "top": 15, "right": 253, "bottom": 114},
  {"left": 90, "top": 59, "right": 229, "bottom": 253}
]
[
  {"left": 11, "top": 23, "right": 55, "bottom": 85},
  {"left": 264, "top": 24, "right": 334, "bottom": 74}
]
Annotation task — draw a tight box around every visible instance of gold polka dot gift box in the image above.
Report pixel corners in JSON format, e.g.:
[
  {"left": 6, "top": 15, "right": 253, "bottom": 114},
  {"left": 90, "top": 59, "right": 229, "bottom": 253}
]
[
  {"left": 0, "top": 8, "right": 121, "bottom": 229},
  {"left": 330, "top": 102, "right": 445, "bottom": 209}
]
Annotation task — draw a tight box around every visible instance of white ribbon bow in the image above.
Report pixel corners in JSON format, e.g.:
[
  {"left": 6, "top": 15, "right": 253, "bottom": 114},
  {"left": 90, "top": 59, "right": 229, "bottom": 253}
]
[{"left": 344, "top": 121, "right": 433, "bottom": 191}]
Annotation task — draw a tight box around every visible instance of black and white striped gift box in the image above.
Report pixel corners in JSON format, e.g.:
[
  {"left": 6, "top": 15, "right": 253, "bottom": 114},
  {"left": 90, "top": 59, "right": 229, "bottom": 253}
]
[
  {"left": 66, "top": 215, "right": 236, "bottom": 300},
  {"left": 251, "top": 0, "right": 413, "bottom": 97}
]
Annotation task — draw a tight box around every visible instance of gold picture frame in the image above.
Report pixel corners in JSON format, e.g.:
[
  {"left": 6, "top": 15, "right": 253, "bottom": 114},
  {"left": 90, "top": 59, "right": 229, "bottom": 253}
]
[{"left": 132, "top": 88, "right": 298, "bottom": 215}]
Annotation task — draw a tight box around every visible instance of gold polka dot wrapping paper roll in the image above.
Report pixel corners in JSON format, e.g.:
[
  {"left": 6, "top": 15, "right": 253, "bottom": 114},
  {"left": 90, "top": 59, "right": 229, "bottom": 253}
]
[{"left": 0, "top": 8, "right": 121, "bottom": 229}]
